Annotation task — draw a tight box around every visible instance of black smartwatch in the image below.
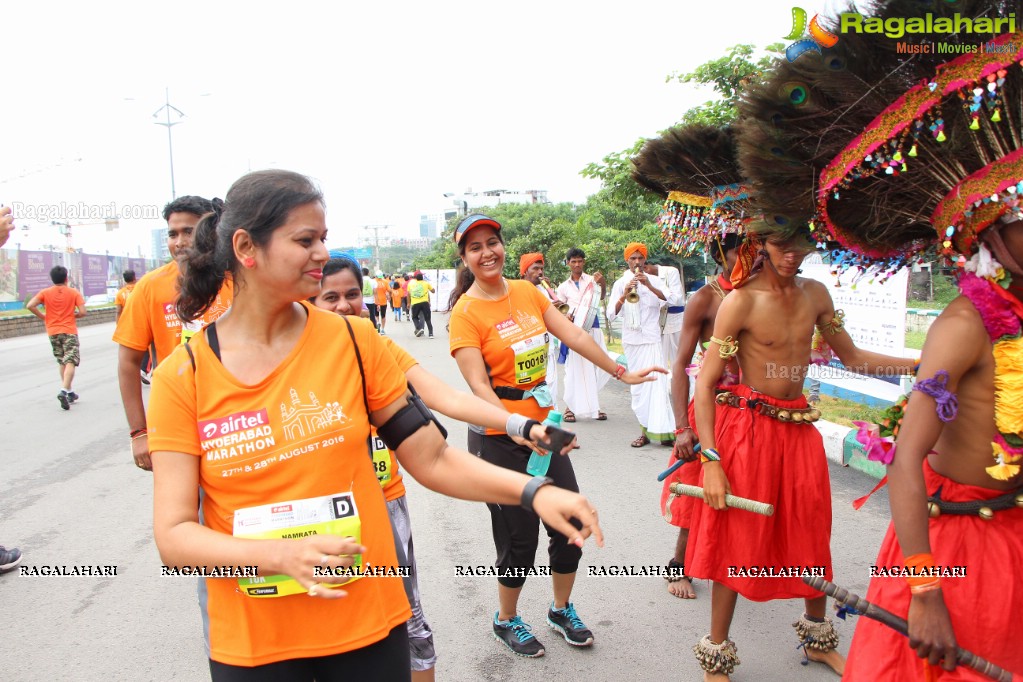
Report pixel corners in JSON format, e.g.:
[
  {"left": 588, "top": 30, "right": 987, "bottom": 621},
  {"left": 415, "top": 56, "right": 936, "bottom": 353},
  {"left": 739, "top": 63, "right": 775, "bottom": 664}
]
[{"left": 520, "top": 476, "right": 555, "bottom": 512}]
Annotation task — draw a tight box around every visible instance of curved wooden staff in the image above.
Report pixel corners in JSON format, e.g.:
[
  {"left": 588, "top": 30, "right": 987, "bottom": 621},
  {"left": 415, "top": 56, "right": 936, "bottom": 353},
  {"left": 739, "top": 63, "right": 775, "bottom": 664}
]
[
  {"left": 668, "top": 483, "right": 774, "bottom": 516},
  {"left": 803, "top": 576, "right": 1012, "bottom": 682}
]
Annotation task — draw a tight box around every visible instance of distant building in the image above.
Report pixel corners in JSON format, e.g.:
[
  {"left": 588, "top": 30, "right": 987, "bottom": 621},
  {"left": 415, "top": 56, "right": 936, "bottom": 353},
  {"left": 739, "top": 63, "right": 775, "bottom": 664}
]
[
  {"left": 431, "top": 188, "right": 550, "bottom": 235},
  {"left": 150, "top": 228, "right": 171, "bottom": 262},
  {"left": 450, "top": 188, "right": 549, "bottom": 213},
  {"left": 390, "top": 237, "right": 435, "bottom": 250},
  {"left": 419, "top": 215, "right": 439, "bottom": 239}
]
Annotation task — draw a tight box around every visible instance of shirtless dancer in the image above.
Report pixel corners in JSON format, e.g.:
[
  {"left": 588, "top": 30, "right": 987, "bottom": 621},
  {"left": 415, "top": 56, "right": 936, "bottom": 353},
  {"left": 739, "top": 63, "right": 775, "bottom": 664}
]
[{"left": 688, "top": 229, "right": 916, "bottom": 680}]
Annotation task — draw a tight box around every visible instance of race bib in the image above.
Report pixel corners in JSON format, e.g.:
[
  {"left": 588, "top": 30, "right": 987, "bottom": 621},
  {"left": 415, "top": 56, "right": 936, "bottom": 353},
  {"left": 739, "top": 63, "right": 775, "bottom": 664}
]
[
  {"left": 233, "top": 492, "right": 362, "bottom": 597},
  {"left": 180, "top": 319, "right": 203, "bottom": 345},
  {"left": 511, "top": 332, "right": 549, "bottom": 385},
  {"left": 370, "top": 434, "right": 392, "bottom": 487}
]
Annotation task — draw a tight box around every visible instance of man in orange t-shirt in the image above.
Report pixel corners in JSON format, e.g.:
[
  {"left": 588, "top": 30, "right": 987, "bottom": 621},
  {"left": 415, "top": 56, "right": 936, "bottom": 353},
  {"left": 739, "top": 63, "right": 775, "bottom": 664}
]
[
  {"left": 374, "top": 272, "right": 389, "bottom": 335},
  {"left": 112, "top": 195, "right": 234, "bottom": 471},
  {"left": 26, "top": 264, "right": 86, "bottom": 410},
  {"left": 400, "top": 274, "right": 411, "bottom": 320},
  {"left": 113, "top": 270, "right": 136, "bottom": 321}
]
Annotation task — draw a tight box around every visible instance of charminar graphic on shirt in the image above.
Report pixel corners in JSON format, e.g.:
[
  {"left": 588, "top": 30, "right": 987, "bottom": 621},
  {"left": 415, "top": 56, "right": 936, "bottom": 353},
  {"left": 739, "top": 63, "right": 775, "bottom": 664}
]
[{"left": 198, "top": 390, "right": 350, "bottom": 472}]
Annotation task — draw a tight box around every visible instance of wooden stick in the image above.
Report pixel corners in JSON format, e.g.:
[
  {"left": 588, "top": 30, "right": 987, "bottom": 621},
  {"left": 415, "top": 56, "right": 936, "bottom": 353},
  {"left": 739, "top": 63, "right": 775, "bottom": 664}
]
[
  {"left": 802, "top": 576, "right": 1012, "bottom": 682},
  {"left": 668, "top": 483, "right": 775, "bottom": 516}
]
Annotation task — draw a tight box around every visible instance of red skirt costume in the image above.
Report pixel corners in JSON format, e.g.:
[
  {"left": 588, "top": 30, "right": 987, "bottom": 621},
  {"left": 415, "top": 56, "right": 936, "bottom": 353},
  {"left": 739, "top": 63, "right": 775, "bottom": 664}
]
[
  {"left": 661, "top": 400, "right": 699, "bottom": 528},
  {"left": 684, "top": 384, "right": 834, "bottom": 601},
  {"left": 844, "top": 460, "right": 1023, "bottom": 680}
]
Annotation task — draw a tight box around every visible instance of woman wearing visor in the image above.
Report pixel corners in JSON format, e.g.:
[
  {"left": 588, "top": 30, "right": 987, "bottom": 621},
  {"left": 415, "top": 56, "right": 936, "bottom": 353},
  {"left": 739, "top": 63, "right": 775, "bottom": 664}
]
[{"left": 447, "top": 214, "right": 664, "bottom": 658}]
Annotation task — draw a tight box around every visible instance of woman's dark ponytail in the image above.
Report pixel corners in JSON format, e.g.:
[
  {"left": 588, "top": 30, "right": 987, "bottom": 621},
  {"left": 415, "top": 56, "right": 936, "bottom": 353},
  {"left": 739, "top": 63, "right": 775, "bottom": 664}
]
[
  {"left": 176, "top": 171, "right": 323, "bottom": 322},
  {"left": 447, "top": 265, "right": 475, "bottom": 310},
  {"left": 177, "top": 199, "right": 231, "bottom": 322}
]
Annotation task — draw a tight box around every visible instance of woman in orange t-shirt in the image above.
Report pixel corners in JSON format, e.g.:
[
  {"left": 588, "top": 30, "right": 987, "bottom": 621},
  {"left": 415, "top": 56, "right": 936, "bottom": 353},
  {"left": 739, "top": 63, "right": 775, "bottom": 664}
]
[
  {"left": 147, "top": 171, "right": 602, "bottom": 681},
  {"left": 447, "top": 214, "right": 664, "bottom": 658}
]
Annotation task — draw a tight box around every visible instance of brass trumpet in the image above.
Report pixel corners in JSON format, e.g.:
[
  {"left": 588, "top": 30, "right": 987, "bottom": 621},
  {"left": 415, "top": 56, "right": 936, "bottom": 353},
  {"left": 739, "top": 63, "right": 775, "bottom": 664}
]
[
  {"left": 626, "top": 265, "right": 640, "bottom": 303},
  {"left": 541, "top": 278, "right": 571, "bottom": 314}
]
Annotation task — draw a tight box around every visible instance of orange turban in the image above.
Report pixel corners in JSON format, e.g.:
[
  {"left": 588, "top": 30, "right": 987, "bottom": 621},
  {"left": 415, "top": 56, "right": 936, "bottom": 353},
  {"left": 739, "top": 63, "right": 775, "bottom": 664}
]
[
  {"left": 519, "top": 252, "right": 544, "bottom": 275},
  {"left": 623, "top": 242, "right": 648, "bottom": 260}
]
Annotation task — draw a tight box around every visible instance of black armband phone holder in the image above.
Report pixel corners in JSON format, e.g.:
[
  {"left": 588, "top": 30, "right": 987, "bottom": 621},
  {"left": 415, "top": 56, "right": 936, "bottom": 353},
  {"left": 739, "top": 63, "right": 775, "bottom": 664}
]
[{"left": 377, "top": 384, "right": 448, "bottom": 451}]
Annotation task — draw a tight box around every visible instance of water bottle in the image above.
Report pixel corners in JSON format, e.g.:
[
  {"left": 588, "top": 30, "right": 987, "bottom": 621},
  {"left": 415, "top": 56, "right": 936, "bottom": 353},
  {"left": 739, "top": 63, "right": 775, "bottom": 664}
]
[{"left": 526, "top": 411, "right": 563, "bottom": 477}]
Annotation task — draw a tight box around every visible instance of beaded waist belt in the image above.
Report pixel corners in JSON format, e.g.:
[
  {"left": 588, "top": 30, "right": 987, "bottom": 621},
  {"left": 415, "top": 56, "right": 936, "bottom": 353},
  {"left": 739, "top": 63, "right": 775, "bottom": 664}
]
[
  {"left": 927, "top": 489, "right": 1023, "bottom": 520},
  {"left": 715, "top": 390, "right": 822, "bottom": 424}
]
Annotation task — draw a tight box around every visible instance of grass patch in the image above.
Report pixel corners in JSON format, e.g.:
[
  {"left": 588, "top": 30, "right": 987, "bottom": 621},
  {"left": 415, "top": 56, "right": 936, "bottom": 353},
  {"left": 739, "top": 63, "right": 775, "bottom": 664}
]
[
  {"left": 908, "top": 270, "right": 958, "bottom": 310},
  {"left": 811, "top": 393, "right": 889, "bottom": 428},
  {"left": 905, "top": 329, "right": 927, "bottom": 350}
]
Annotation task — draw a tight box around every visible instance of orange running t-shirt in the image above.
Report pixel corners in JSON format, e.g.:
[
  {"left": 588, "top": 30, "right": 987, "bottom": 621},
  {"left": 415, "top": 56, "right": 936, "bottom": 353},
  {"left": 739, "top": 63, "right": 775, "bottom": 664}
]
[
  {"left": 374, "top": 278, "right": 389, "bottom": 306},
  {"left": 112, "top": 260, "right": 234, "bottom": 364},
  {"left": 389, "top": 285, "right": 402, "bottom": 308},
  {"left": 36, "top": 285, "right": 85, "bottom": 335},
  {"left": 449, "top": 279, "right": 552, "bottom": 434},
  {"left": 114, "top": 282, "right": 135, "bottom": 308},
  {"left": 147, "top": 305, "right": 411, "bottom": 667}
]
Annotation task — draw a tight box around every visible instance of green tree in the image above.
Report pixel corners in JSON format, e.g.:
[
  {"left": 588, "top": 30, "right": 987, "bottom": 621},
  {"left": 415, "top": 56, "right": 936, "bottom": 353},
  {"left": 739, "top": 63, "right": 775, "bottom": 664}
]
[
  {"left": 582, "top": 43, "right": 781, "bottom": 208},
  {"left": 666, "top": 43, "right": 782, "bottom": 126}
]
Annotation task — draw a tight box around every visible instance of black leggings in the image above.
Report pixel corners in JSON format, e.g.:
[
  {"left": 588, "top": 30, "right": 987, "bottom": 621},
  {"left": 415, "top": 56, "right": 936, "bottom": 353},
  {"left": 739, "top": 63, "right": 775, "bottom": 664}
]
[
  {"left": 468, "top": 431, "right": 583, "bottom": 588},
  {"left": 208, "top": 625, "right": 410, "bottom": 681},
  {"left": 411, "top": 302, "right": 433, "bottom": 335}
]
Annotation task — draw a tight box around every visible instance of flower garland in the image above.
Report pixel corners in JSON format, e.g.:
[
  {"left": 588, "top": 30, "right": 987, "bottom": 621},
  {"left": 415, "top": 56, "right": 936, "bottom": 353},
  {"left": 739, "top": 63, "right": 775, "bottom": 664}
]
[
  {"left": 958, "top": 248, "right": 1023, "bottom": 481},
  {"left": 851, "top": 246, "right": 1023, "bottom": 479}
]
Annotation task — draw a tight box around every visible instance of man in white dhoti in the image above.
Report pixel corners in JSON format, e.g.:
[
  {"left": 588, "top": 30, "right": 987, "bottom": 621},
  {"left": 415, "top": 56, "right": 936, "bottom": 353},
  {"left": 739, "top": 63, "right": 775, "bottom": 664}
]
[
  {"left": 557, "top": 248, "right": 609, "bottom": 422},
  {"left": 519, "top": 252, "right": 563, "bottom": 408},
  {"left": 608, "top": 242, "right": 674, "bottom": 447},
  {"left": 645, "top": 258, "right": 685, "bottom": 369}
]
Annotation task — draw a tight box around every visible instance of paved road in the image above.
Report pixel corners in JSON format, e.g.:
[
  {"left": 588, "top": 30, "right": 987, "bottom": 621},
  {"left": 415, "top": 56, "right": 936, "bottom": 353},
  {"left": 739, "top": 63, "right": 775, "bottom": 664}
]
[{"left": 0, "top": 316, "right": 894, "bottom": 681}]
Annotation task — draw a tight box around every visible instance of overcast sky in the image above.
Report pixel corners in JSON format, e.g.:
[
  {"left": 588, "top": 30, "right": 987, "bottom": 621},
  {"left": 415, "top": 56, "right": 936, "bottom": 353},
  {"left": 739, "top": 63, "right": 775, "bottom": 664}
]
[{"left": 2, "top": 0, "right": 833, "bottom": 257}]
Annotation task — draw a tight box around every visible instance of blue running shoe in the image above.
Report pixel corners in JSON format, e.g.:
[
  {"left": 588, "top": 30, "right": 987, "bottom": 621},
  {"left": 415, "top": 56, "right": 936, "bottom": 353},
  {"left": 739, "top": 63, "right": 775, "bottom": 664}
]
[
  {"left": 547, "top": 602, "right": 594, "bottom": 646},
  {"left": 493, "top": 612, "right": 545, "bottom": 658}
]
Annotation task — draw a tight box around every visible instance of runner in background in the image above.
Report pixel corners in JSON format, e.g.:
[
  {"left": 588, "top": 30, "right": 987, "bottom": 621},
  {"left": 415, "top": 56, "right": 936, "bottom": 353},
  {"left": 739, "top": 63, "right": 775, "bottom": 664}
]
[
  {"left": 401, "top": 274, "right": 411, "bottom": 321},
  {"left": 361, "top": 267, "right": 379, "bottom": 331},
  {"left": 409, "top": 271, "right": 434, "bottom": 338},
  {"left": 390, "top": 277, "right": 403, "bottom": 322},
  {"left": 26, "top": 265, "right": 86, "bottom": 410},
  {"left": 115, "top": 270, "right": 152, "bottom": 384},
  {"left": 375, "top": 271, "right": 389, "bottom": 335},
  {"left": 149, "top": 171, "right": 602, "bottom": 680}
]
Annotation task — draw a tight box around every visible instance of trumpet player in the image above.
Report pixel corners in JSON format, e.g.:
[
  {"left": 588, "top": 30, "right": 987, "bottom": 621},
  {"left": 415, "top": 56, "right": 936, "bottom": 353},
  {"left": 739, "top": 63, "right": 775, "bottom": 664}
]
[
  {"left": 607, "top": 243, "right": 673, "bottom": 448},
  {"left": 520, "top": 253, "right": 564, "bottom": 410}
]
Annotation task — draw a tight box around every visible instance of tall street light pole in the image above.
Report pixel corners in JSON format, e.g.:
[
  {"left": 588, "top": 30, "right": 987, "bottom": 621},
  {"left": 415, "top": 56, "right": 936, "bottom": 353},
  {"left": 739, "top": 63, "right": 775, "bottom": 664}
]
[
  {"left": 363, "top": 225, "right": 390, "bottom": 271},
  {"left": 152, "top": 88, "right": 185, "bottom": 200}
]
